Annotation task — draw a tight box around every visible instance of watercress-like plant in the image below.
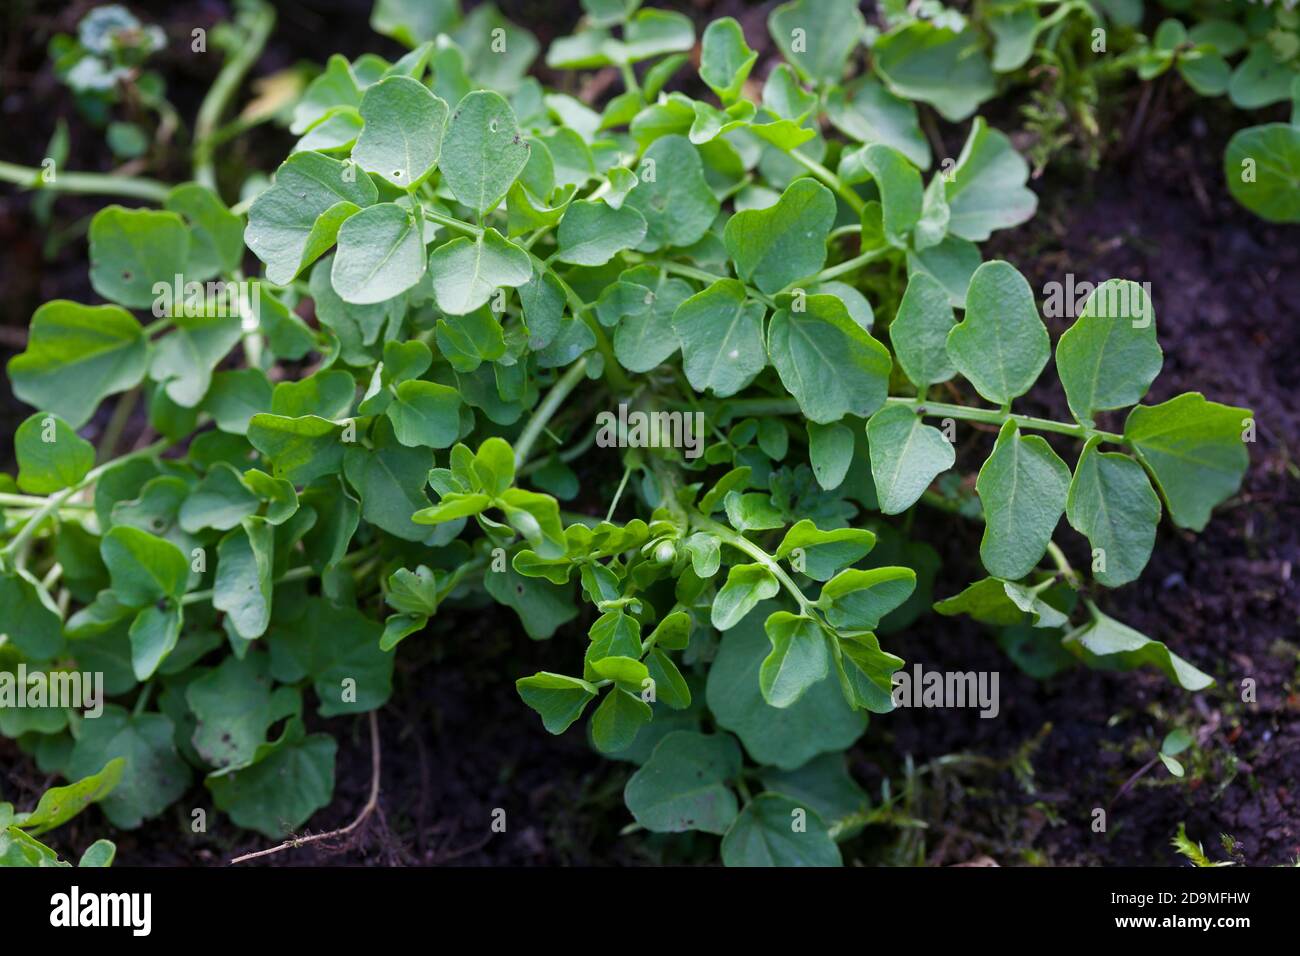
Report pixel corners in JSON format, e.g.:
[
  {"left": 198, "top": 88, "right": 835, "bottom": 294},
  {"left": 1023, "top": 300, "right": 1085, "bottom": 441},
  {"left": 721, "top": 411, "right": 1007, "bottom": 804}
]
[{"left": 0, "top": 0, "right": 1253, "bottom": 867}]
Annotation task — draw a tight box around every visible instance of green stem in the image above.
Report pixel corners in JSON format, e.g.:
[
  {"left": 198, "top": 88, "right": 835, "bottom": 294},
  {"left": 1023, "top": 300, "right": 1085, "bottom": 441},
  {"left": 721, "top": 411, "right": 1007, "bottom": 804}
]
[
  {"left": 422, "top": 208, "right": 481, "bottom": 237},
  {"left": 0, "top": 494, "right": 93, "bottom": 510},
  {"left": 192, "top": 0, "right": 276, "bottom": 192},
  {"left": 98, "top": 388, "right": 139, "bottom": 463},
  {"left": 718, "top": 396, "right": 1125, "bottom": 444},
  {"left": 691, "top": 512, "right": 817, "bottom": 618},
  {"left": 0, "top": 161, "right": 171, "bottom": 202},
  {"left": 1046, "top": 540, "right": 1082, "bottom": 589},
  {"left": 797, "top": 245, "right": 894, "bottom": 288},
  {"left": 788, "top": 149, "right": 865, "bottom": 214},
  {"left": 0, "top": 439, "right": 171, "bottom": 564},
  {"left": 514, "top": 355, "right": 590, "bottom": 467}
]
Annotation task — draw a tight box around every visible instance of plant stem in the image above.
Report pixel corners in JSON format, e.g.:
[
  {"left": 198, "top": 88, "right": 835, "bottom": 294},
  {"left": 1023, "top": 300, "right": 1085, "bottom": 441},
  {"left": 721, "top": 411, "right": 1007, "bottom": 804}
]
[
  {"left": 422, "top": 208, "right": 481, "bottom": 237},
  {"left": 514, "top": 355, "right": 589, "bottom": 467},
  {"left": 0, "top": 439, "right": 171, "bottom": 565},
  {"left": 691, "top": 512, "right": 817, "bottom": 618},
  {"left": 788, "top": 149, "right": 865, "bottom": 215},
  {"left": 799, "top": 245, "right": 894, "bottom": 287},
  {"left": 0, "top": 161, "right": 171, "bottom": 202},
  {"left": 192, "top": 0, "right": 276, "bottom": 192},
  {"left": 719, "top": 395, "right": 1125, "bottom": 445},
  {"left": 0, "top": 494, "right": 93, "bottom": 510}
]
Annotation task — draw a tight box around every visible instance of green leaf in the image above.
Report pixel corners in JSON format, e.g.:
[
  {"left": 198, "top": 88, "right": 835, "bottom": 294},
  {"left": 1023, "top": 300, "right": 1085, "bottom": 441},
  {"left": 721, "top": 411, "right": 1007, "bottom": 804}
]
[
  {"left": 1223, "top": 123, "right": 1300, "bottom": 224},
  {"left": 611, "top": 269, "right": 692, "bottom": 373},
  {"left": 15, "top": 413, "right": 93, "bottom": 494},
  {"left": 8, "top": 301, "right": 148, "bottom": 428},
  {"left": 645, "top": 648, "right": 691, "bottom": 709},
  {"left": 768, "top": 0, "right": 865, "bottom": 85},
  {"left": 1056, "top": 280, "right": 1161, "bottom": 425},
  {"left": 201, "top": 369, "right": 273, "bottom": 437},
  {"left": 866, "top": 404, "right": 955, "bottom": 514},
  {"left": 272, "top": 370, "right": 356, "bottom": 420},
  {"left": 708, "top": 603, "right": 866, "bottom": 768},
  {"left": 906, "top": 234, "right": 982, "bottom": 308},
  {"left": 818, "top": 566, "right": 916, "bottom": 630},
  {"left": 935, "top": 577, "right": 1068, "bottom": 629},
  {"left": 890, "top": 272, "right": 956, "bottom": 387},
  {"left": 624, "top": 135, "right": 719, "bottom": 251},
  {"left": 248, "top": 414, "right": 345, "bottom": 485},
  {"left": 386, "top": 379, "right": 461, "bottom": 448},
  {"left": 807, "top": 420, "right": 854, "bottom": 490},
  {"left": 724, "top": 491, "right": 785, "bottom": 531},
  {"left": 872, "top": 22, "right": 995, "bottom": 122},
  {"left": 774, "top": 519, "right": 875, "bottom": 582},
  {"left": 760, "top": 612, "right": 829, "bottom": 708},
  {"left": 1066, "top": 438, "right": 1161, "bottom": 588},
  {"left": 944, "top": 117, "right": 1038, "bottom": 241},
  {"left": 342, "top": 418, "right": 438, "bottom": 542},
  {"left": 1064, "top": 604, "right": 1214, "bottom": 691},
  {"left": 498, "top": 487, "right": 566, "bottom": 559},
  {"left": 945, "top": 260, "right": 1048, "bottom": 405},
  {"left": 712, "top": 563, "right": 780, "bottom": 631},
  {"left": 721, "top": 793, "right": 841, "bottom": 866},
  {"left": 484, "top": 562, "right": 578, "bottom": 639},
  {"left": 270, "top": 599, "right": 392, "bottom": 716},
  {"left": 591, "top": 687, "right": 653, "bottom": 753},
  {"left": 149, "top": 314, "right": 243, "bottom": 408},
  {"left": 245, "top": 151, "right": 378, "bottom": 286},
  {"left": 1123, "top": 392, "right": 1252, "bottom": 532},
  {"left": 859, "top": 144, "right": 922, "bottom": 243},
  {"left": 624, "top": 731, "right": 741, "bottom": 833},
  {"left": 767, "top": 293, "right": 892, "bottom": 423},
  {"left": 826, "top": 76, "right": 930, "bottom": 169},
  {"left": 0, "top": 570, "right": 65, "bottom": 659},
  {"left": 179, "top": 463, "right": 257, "bottom": 533},
  {"left": 101, "top": 525, "right": 188, "bottom": 606},
  {"left": 759, "top": 753, "right": 868, "bottom": 833},
  {"left": 516, "top": 672, "right": 599, "bottom": 734},
  {"left": 66, "top": 706, "right": 191, "bottom": 830},
  {"left": 77, "top": 839, "right": 118, "bottom": 868},
  {"left": 724, "top": 178, "right": 835, "bottom": 294},
  {"left": 12, "top": 758, "right": 123, "bottom": 836},
  {"left": 672, "top": 279, "right": 767, "bottom": 397},
  {"left": 429, "top": 227, "right": 533, "bottom": 314},
  {"left": 187, "top": 652, "right": 300, "bottom": 769},
  {"left": 88, "top": 205, "right": 190, "bottom": 309},
  {"left": 214, "top": 519, "right": 275, "bottom": 640},
  {"left": 331, "top": 202, "right": 427, "bottom": 305},
  {"left": 441, "top": 90, "right": 531, "bottom": 214},
  {"left": 128, "top": 602, "right": 182, "bottom": 680},
  {"left": 165, "top": 183, "right": 244, "bottom": 277},
  {"left": 975, "top": 421, "right": 1071, "bottom": 580},
  {"left": 556, "top": 200, "right": 647, "bottom": 266},
  {"left": 206, "top": 717, "right": 336, "bottom": 839},
  {"left": 1228, "top": 42, "right": 1296, "bottom": 110},
  {"left": 352, "top": 75, "right": 448, "bottom": 187},
  {"left": 700, "top": 17, "right": 756, "bottom": 103}
]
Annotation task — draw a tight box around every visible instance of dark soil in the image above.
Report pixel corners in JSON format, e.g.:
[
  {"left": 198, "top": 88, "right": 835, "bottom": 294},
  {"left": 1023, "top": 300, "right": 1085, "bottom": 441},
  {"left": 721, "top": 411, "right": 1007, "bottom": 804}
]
[{"left": 2, "top": 1, "right": 1297, "bottom": 866}]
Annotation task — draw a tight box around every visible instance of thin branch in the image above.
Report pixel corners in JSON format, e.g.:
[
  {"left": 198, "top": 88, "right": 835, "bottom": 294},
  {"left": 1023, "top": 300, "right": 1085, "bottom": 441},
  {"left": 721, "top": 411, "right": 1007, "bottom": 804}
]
[{"left": 229, "top": 710, "right": 382, "bottom": 865}]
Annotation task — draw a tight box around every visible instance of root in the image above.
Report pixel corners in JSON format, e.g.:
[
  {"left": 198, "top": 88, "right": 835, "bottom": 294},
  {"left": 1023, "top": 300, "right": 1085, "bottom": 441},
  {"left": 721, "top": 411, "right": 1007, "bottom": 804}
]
[{"left": 229, "top": 710, "right": 382, "bottom": 865}]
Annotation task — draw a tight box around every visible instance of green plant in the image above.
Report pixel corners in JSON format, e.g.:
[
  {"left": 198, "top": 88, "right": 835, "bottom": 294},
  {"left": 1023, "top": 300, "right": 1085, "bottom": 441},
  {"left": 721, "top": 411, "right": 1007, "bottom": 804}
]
[
  {"left": 48, "top": 4, "right": 171, "bottom": 162},
  {"left": 0, "top": 0, "right": 1253, "bottom": 867},
  {"left": 0, "top": 762, "right": 122, "bottom": 867},
  {"left": 1131, "top": 2, "right": 1300, "bottom": 221}
]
